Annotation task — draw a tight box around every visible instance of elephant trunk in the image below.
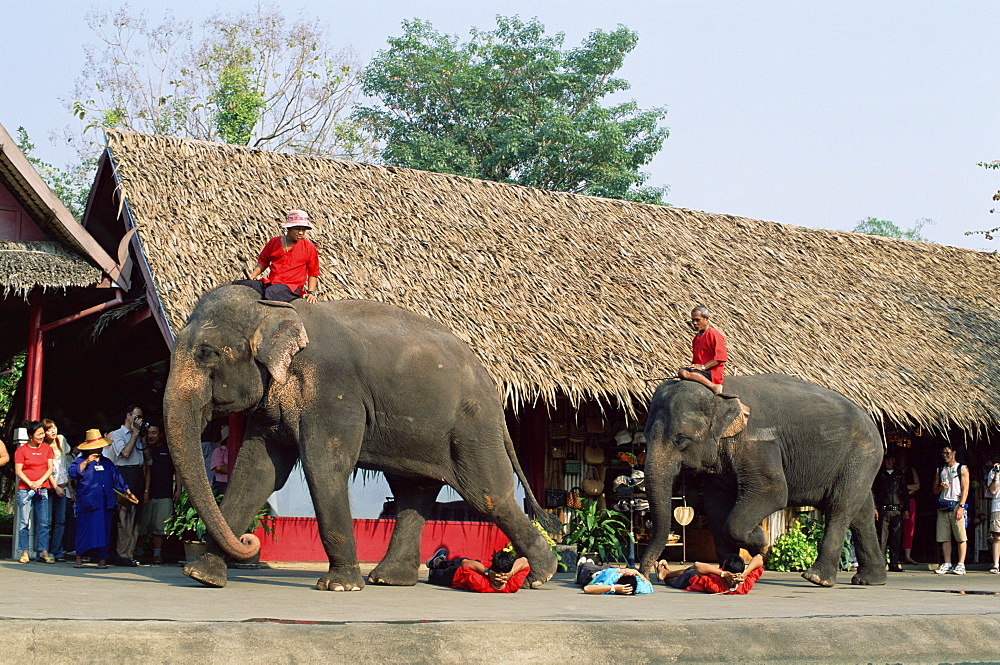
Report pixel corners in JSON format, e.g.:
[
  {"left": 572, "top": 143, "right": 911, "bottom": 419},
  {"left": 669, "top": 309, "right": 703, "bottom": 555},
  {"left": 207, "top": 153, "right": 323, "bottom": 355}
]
[
  {"left": 164, "top": 366, "right": 259, "bottom": 560},
  {"left": 638, "top": 420, "right": 681, "bottom": 578}
]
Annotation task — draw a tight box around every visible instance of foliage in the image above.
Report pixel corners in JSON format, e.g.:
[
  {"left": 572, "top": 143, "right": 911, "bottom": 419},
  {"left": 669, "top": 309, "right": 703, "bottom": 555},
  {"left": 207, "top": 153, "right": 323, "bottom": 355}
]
[
  {"left": 851, "top": 217, "right": 934, "bottom": 243},
  {"left": 15, "top": 128, "right": 94, "bottom": 220},
  {"left": 765, "top": 519, "right": 817, "bottom": 572},
  {"left": 165, "top": 488, "right": 275, "bottom": 542},
  {"left": 966, "top": 160, "right": 1000, "bottom": 240},
  {"left": 356, "top": 16, "right": 669, "bottom": 203},
  {"left": 768, "top": 514, "right": 853, "bottom": 572},
  {"left": 0, "top": 351, "right": 26, "bottom": 430},
  {"left": 209, "top": 41, "right": 265, "bottom": 145},
  {"left": 563, "top": 498, "right": 632, "bottom": 564},
  {"left": 67, "top": 6, "right": 373, "bottom": 159},
  {"left": 503, "top": 518, "right": 566, "bottom": 571}
]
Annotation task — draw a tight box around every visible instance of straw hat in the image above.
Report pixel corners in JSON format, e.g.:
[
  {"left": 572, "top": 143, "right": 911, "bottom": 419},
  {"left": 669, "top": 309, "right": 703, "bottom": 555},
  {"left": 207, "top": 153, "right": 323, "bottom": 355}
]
[
  {"left": 282, "top": 209, "right": 312, "bottom": 228},
  {"left": 79, "top": 429, "right": 111, "bottom": 451}
]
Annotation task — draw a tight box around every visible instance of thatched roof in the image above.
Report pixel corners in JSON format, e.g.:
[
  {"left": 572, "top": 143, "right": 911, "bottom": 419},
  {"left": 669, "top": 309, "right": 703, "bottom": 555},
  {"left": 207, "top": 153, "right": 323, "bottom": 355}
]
[
  {"left": 0, "top": 241, "right": 102, "bottom": 298},
  {"left": 0, "top": 122, "right": 117, "bottom": 280},
  {"left": 103, "top": 129, "right": 1000, "bottom": 433}
]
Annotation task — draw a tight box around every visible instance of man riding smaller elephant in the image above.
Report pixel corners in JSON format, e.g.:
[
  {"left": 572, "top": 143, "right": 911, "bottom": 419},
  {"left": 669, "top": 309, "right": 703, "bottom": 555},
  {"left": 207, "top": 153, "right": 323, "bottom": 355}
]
[{"left": 677, "top": 305, "right": 728, "bottom": 394}]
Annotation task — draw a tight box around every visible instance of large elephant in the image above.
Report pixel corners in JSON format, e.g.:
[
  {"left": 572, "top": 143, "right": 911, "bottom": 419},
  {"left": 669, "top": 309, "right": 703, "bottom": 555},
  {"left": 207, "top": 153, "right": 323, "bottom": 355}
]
[
  {"left": 164, "top": 285, "right": 558, "bottom": 591},
  {"left": 639, "top": 374, "right": 886, "bottom": 587}
]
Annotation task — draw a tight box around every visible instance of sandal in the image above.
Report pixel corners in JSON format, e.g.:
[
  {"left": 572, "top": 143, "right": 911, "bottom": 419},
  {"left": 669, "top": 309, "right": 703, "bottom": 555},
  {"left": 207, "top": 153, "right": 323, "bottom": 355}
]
[
  {"left": 73, "top": 564, "right": 85, "bottom": 569},
  {"left": 97, "top": 564, "right": 108, "bottom": 569},
  {"left": 990, "top": 567, "right": 999, "bottom": 574},
  {"left": 18, "top": 553, "right": 29, "bottom": 564},
  {"left": 41, "top": 555, "right": 55, "bottom": 564}
]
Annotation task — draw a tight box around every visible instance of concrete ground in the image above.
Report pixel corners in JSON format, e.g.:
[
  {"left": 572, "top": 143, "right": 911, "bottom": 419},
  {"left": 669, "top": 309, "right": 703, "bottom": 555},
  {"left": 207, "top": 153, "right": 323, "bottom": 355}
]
[{"left": 2, "top": 559, "right": 999, "bottom": 664}]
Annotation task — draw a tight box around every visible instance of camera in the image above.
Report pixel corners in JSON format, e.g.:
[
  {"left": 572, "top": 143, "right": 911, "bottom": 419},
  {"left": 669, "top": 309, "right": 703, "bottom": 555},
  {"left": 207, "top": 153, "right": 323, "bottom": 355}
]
[{"left": 134, "top": 416, "right": 150, "bottom": 435}]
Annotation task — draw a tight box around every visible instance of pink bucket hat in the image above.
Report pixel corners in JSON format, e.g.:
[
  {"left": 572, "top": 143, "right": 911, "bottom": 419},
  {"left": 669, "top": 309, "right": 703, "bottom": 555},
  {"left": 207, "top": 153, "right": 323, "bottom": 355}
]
[{"left": 283, "top": 209, "right": 313, "bottom": 229}]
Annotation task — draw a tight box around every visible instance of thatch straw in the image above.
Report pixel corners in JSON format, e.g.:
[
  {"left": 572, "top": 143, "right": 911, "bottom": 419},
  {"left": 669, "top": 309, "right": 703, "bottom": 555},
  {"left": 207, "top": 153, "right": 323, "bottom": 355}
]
[
  {"left": 103, "top": 129, "right": 1000, "bottom": 433},
  {"left": 0, "top": 241, "right": 103, "bottom": 298}
]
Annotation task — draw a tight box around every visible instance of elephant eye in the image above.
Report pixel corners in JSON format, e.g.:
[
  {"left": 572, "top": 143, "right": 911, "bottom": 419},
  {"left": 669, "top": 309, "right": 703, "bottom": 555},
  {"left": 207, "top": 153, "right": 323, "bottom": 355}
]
[
  {"left": 196, "top": 345, "right": 220, "bottom": 364},
  {"left": 672, "top": 433, "right": 692, "bottom": 450}
]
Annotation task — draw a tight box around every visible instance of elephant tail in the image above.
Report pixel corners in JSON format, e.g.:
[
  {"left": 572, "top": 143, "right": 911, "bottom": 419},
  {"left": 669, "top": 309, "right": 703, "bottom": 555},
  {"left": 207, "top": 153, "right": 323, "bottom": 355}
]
[{"left": 504, "top": 430, "right": 561, "bottom": 534}]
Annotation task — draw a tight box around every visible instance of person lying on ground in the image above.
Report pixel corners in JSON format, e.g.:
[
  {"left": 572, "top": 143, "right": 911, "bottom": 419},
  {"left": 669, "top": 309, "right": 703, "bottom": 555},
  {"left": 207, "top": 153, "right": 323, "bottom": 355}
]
[
  {"left": 576, "top": 557, "right": 654, "bottom": 595},
  {"left": 658, "top": 554, "right": 765, "bottom": 594},
  {"left": 425, "top": 548, "right": 530, "bottom": 593}
]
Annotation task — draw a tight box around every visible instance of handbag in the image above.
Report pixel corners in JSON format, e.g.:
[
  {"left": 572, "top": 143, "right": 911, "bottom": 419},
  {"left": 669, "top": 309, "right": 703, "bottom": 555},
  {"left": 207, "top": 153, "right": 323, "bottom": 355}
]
[
  {"left": 566, "top": 487, "right": 583, "bottom": 510},
  {"left": 582, "top": 467, "right": 603, "bottom": 496},
  {"left": 583, "top": 443, "right": 604, "bottom": 465},
  {"left": 545, "top": 488, "right": 567, "bottom": 508}
]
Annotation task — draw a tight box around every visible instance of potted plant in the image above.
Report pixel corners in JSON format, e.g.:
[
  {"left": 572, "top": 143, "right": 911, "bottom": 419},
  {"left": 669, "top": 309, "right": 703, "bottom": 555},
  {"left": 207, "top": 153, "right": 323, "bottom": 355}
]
[
  {"left": 165, "top": 489, "right": 276, "bottom": 562},
  {"left": 564, "top": 498, "right": 632, "bottom": 564}
]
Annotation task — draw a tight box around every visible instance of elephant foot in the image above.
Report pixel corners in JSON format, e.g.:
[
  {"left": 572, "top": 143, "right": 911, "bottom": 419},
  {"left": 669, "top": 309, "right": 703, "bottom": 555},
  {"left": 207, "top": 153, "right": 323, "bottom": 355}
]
[
  {"left": 367, "top": 561, "right": 418, "bottom": 586},
  {"left": 525, "top": 557, "right": 558, "bottom": 589},
  {"left": 183, "top": 552, "right": 228, "bottom": 588},
  {"left": 801, "top": 567, "right": 836, "bottom": 587},
  {"left": 851, "top": 568, "right": 887, "bottom": 586},
  {"left": 316, "top": 567, "right": 366, "bottom": 592}
]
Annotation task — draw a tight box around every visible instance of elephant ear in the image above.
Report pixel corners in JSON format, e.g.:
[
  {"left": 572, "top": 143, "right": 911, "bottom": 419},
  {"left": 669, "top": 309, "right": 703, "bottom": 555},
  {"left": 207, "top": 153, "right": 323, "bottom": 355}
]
[
  {"left": 249, "top": 301, "right": 309, "bottom": 384},
  {"left": 710, "top": 395, "right": 748, "bottom": 441}
]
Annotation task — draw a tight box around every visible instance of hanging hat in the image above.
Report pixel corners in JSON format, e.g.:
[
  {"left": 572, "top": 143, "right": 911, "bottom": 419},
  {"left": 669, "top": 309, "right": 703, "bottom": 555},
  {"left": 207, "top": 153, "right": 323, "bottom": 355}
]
[
  {"left": 282, "top": 209, "right": 313, "bottom": 228},
  {"left": 13, "top": 427, "right": 28, "bottom": 443},
  {"left": 79, "top": 429, "right": 111, "bottom": 450},
  {"left": 614, "top": 430, "right": 632, "bottom": 446}
]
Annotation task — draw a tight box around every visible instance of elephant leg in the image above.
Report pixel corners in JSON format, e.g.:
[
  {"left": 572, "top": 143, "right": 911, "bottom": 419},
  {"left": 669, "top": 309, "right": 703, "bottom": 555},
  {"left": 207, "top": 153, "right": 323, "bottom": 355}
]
[
  {"left": 300, "top": 415, "right": 367, "bottom": 592},
  {"left": 184, "top": 427, "right": 296, "bottom": 588},
  {"left": 368, "top": 475, "right": 443, "bottom": 586},
  {"left": 849, "top": 494, "right": 887, "bottom": 586},
  {"left": 724, "top": 487, "right": 783, "bottom": 561},
  {"left": 482, "top": 496, "right": 557, "bottom": 588}
]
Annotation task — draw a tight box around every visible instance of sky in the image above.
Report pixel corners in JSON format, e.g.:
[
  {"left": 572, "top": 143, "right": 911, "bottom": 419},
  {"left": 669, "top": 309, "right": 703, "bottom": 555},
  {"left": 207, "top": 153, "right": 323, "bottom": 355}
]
[{"left": 2, "top": 1, "right": 999, "bottom": 251}]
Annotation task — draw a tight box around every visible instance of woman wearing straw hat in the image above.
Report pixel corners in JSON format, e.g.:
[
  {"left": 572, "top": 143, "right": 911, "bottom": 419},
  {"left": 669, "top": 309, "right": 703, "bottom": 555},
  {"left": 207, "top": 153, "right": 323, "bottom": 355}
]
[
  {"left": 69, "top": 430, "right": 137, "bottom": 568},
  {"left": 234, "top": 209, "right": 320, "bottom": 303}
]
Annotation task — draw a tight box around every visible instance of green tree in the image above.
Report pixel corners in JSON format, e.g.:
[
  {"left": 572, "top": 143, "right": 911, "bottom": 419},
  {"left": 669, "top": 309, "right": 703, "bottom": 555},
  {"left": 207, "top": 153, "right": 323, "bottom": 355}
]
[
  {"left": 355, "top": 16, "right": 669, "bottom": 203},
  {"left": 15, "top": 128, "right": 94, "bottom": 220},
  {"left": 966, "top": 159, "right": 1000, "bottom": 240},
  {"left": 0, "top": 352, "right": 25, "bottom": 429},
  {"left": 851, "top": 217, "right": 934, "bottom": 242},
  {"left": 68, "top": 6, "right": 373, "bottom": 157}
]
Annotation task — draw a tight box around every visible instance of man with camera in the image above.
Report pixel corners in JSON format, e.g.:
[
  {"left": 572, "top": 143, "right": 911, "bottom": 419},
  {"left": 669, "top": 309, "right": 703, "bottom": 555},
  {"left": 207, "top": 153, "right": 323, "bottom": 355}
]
[
  {"left": 107, "top": 404, "right": 147, "bottom": 567},
  {"left": 986, "top": 457, "right": 1000, "bottom": 575}
]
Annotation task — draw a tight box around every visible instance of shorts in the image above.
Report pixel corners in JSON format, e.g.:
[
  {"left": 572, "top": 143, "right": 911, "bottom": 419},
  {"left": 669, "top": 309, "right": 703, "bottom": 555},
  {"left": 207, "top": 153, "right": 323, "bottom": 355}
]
[
  {"left": 139, "top": 498, "right": 173, "bottom": 536},
  {"left": 935, "top": 507, "right": 967, "bottom": 543},
  {"left": 990, "top": 511, "right": 1000, "bottom": 535},
  {"left": 667, "top": 566, "right": 697, "bottom": 589},
  {"left": 683, "top": 367, "right": 713, "bottom": 381}
]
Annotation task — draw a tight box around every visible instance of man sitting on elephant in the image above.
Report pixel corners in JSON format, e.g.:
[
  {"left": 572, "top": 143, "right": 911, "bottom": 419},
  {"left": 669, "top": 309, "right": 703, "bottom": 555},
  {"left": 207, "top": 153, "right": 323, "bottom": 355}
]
[
  {"left": 659, "top": 554, "right": 765, "bottom": 595},
  {"left": 234, "top": 209, "right": 320, "bottom": 303},
  {"left": 425, "top": 548, "right": 530, "bottom": 593},
  {"left": 677, "top": 305, "right": 728, "bottom": 394}
]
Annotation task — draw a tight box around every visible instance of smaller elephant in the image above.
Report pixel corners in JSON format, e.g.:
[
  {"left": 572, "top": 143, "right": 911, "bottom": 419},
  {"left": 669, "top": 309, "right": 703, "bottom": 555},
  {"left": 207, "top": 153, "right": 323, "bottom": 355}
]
[{"left": 639, "top": 375, "right": 886, "bottom": 587}]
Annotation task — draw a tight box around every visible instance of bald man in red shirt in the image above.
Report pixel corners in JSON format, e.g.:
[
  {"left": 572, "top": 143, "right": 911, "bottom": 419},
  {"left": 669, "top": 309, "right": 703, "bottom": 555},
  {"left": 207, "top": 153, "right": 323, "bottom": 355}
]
[{"left": 678, "top": 305, "right": 728, "bottom": 394}]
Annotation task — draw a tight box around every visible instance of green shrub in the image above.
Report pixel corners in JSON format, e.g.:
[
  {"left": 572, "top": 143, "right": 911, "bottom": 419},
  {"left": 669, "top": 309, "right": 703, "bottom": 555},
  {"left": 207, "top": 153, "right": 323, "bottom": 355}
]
[
  {"left": 563, "top": 499, "right": 632, "bottom": 564},
  {"left": 768, "top": 514, "right": 854, "bottom": 572},
  {"left": 766, "top": 520, "right": 817, "bottom": 572}
]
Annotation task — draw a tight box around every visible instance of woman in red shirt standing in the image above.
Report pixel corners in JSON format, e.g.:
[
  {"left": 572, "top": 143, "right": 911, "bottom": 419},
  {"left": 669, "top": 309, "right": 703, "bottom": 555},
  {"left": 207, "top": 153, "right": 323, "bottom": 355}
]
[
  {"left": 14, "top": 420, "right": 55, "bottom": 563},
  {"left": 234, "top": 209, "right": 320, "bottom": 303}
]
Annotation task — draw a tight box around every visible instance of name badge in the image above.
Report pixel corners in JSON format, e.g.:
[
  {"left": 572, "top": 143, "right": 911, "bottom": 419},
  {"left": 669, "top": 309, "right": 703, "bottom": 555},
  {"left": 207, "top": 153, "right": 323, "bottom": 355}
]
[{"left": 94, "top": 464, "right": 104, "bottom": 471}]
